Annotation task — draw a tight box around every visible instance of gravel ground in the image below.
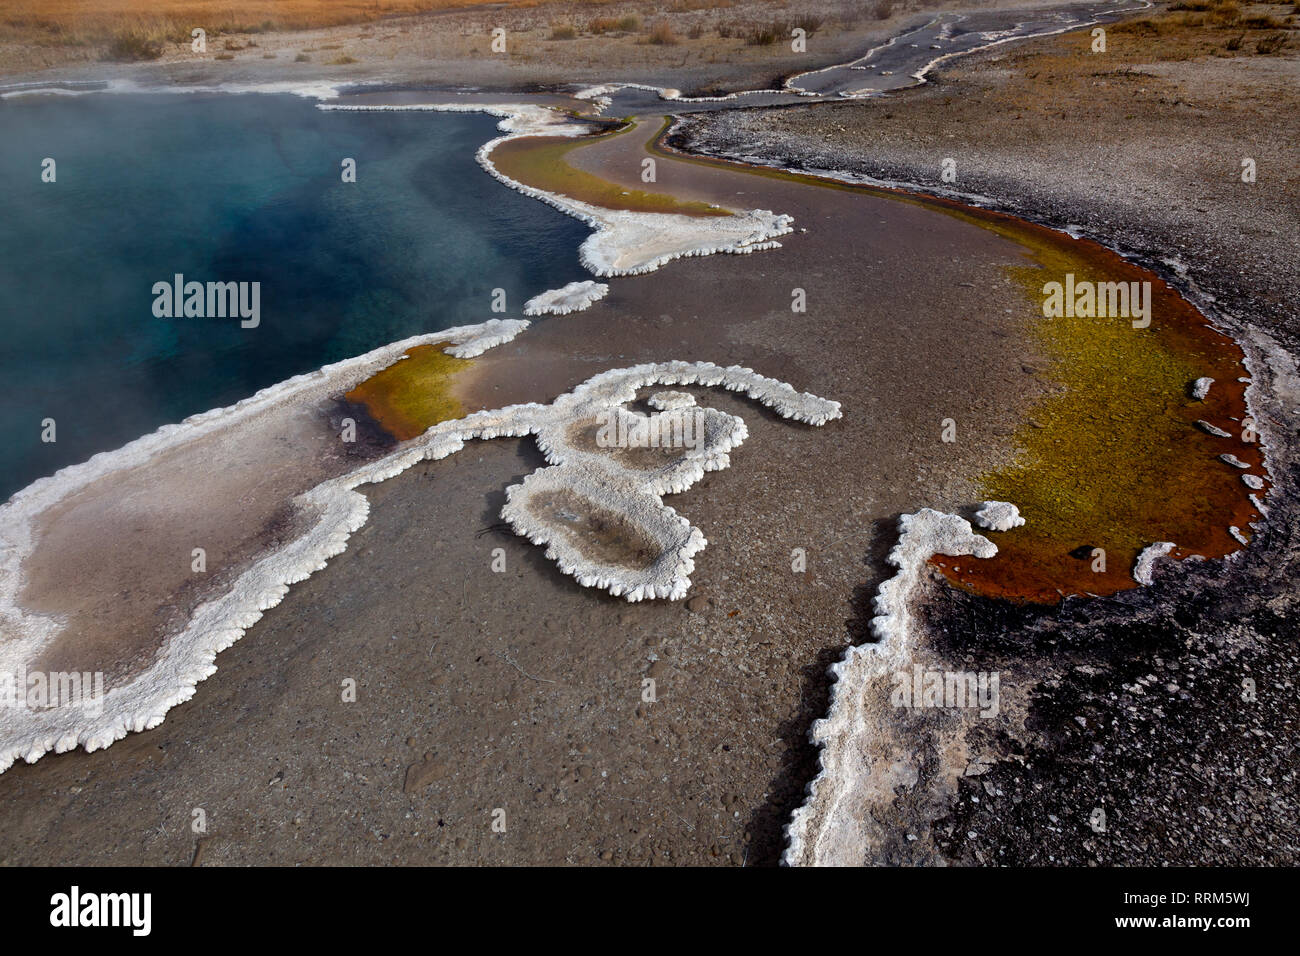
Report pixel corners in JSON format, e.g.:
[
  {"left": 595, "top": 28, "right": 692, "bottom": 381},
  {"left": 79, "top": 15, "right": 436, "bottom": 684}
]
[
  {"left": 0, "top": 0, "right": 1118, "bottom": 97},
  {"left": 675, "top": 5, "right": 1300, "bottom": 864},
  {"left": 0, "top": 0, "right": 918, "bottom": 92},
  {"left": 0, "top": 127, "right": 1044, "bottom": 867},
  {"left": 2, "top": 2, "right": 1296, "bottom": 866},
  {"left": 674, "top": 9, "right": 1300, "bottom": 346}
]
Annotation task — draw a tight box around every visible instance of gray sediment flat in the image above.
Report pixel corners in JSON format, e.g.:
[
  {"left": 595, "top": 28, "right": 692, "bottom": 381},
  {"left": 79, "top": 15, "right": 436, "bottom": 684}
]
[{"left": 0, "top": 108, "right": 1047, "bottom": 866}]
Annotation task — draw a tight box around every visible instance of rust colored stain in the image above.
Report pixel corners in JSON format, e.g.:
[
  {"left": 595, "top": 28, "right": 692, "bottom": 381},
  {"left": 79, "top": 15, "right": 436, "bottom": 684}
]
[
  {"left": 652, "top": 123, "right": 1267, "bottom": 604},
  {"left": 933, "top": 224, "right": 1266, "bottom": 603},
  {"left": 343, "top": 342, "right": 469, "bottom": 441}
]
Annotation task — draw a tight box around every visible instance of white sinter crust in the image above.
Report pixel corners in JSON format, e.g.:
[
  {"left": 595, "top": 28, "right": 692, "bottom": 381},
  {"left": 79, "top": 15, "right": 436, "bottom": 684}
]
[
  {"left": 782, "top": 509, "right": 998, "bottom": 866},
  {"left": 319, "top": 103, "right": 795, "bottom": 278},
  {"left": 973, "top": 500, "right": 1025, "bottom": 532},
  {"left": 0, "top": 353, "right": 839, "bottom": 774},
  {"left": 1132, "top": 541, "right": 1176, "bottom": 586},
  {"left": 522, "top": 280, "right": 609, "bottom": 316},
  {"left": 647, "top": 391, "right": 697, "bottom": 411}
]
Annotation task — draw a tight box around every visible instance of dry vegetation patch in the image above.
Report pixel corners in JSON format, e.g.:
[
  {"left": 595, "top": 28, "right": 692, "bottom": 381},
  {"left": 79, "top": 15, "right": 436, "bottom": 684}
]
[
  {"left": 1, "top": 0, "right": 915, "bottom": 68},
  {"left": 1111, "top": 0, "right": 1297, "bottom": 55}
]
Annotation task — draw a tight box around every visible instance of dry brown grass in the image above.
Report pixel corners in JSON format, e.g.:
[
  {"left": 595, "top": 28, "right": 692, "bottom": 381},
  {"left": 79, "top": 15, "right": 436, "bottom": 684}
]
[
  {"left": 1241, "top": 13, "right": 1288, "bottom": 26},
  {"left": 1100, "top": 1, "right": 1295, "bottom": 58},
  {"left": 0, "top": 0, "right": 558, "bottom": 49},
  {"left": 1208, "top": 0, "right": 1242, "bottom": 26},
  {"left": 4, "top": 1, "right": 489, "bottom": 34},
  {"left": 1111, "top": 0, "right": 1299, "bottom": 34},
  {"left": 0, "top": 0, "right": 738, "bottom": 40},
  {"left": 1256, "top": 30, "right": 1290, "bottom": 51},
  {"left": 668, "top": 0, "right": 734, "bottom": 10},
  {"left": 646, "top": 19, "right": 679, "bottom": 45},
  {"left": 587, "top": 15, "right": 638, "bottom": 35}
]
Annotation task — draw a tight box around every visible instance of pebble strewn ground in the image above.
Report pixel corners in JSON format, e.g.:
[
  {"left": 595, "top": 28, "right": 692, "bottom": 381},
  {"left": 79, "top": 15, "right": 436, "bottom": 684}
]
[{"left": 680, "top": 8, "right": 1300, "bottom": 864}]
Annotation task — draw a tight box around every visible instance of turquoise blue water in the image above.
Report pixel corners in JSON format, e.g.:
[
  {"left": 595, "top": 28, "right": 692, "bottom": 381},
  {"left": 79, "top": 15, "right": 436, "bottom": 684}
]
[{"left": 0, "top": 93, "right": 589, "bottom": 498}]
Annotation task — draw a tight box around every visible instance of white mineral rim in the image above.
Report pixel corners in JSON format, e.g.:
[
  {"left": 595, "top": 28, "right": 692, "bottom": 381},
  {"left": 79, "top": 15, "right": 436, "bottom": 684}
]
[
  {"left": 782, "top": 508, "right": 998, "bottom": 866},
  {"left": 0, "top": 355, "right": 839, "bottom": 773},
  {"left": 319, "top": 102, "right": 795, "bottom": 277},
  {"left": 0, "top": 320, "right": 525, "bottom": 772},
  {"left": 522, "top": 280, "right": 609, "bottom": 316}
]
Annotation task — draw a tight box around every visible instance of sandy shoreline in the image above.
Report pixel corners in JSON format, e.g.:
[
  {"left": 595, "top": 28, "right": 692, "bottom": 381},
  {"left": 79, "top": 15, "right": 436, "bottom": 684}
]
[{"left": 1, "top": 1, "right": 1297, "bottom": 865}]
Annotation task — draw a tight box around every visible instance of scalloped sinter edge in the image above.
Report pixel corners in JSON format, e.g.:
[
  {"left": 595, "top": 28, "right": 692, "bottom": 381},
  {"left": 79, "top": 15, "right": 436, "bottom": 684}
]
[
  {"left": 0, "top": 319, "right": 528, "bottom": 773},
  {"left": 0, "top": 360, "right": 838, "bottom": 774},
  {"left": 318, "top": 103, "right": 795, "bottom": 277},
  {"left": 782, "top": 509, "right": 997, "bottom": 867},
  {"left": 0, "top": 319, "right": 526, "bottom": 670},
  {"left": 442, "top": 319, "right": 531, "bottom": 358},
  {"left": 494, "top": 360, "right": 839, "bottom": 600},
  {"left": 504, "top": 403, "right": 746, "bottom": 601},
  {"left": 523, "top": 280, "right": 609, "bottom": 316}
]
